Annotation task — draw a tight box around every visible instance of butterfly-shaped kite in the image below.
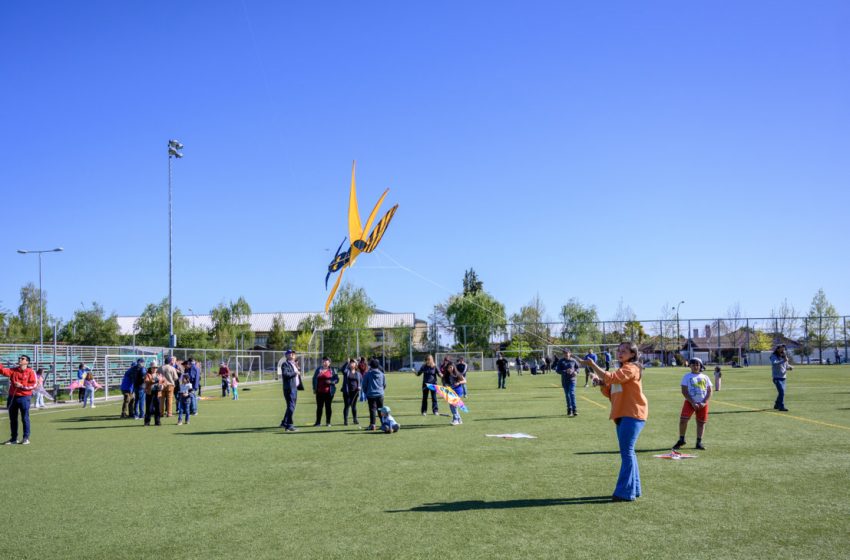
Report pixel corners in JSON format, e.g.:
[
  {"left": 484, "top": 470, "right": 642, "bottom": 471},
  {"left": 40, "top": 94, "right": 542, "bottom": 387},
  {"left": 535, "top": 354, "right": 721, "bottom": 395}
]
[{"left": 325, "top": 162, "right": 399, "bottom": 312}]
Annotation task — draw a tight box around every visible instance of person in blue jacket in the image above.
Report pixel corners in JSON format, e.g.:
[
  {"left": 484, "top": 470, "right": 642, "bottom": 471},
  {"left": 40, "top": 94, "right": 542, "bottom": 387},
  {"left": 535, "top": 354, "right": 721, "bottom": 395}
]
[
  {"left": 120, "top": 359, "right": 143, "bottom": 418},
  {"left": 187, "top": 358, "right": 201, "bottom": 416},
  {"left": 362, "top": 359, "right": 386, "bottom": 431}
]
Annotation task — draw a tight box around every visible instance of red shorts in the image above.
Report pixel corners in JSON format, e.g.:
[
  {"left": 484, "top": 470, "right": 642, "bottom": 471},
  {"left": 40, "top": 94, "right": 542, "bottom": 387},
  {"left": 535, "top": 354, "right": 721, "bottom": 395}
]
[{"left": 681, "top": 401, "right": 709, "bottom": 423}]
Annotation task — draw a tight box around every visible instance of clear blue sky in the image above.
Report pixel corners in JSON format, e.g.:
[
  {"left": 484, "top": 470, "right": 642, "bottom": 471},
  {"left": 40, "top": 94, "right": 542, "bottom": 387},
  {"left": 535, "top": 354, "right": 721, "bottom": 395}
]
[{"left": 1, "top": 1, "right": 848, "bottom": 326}]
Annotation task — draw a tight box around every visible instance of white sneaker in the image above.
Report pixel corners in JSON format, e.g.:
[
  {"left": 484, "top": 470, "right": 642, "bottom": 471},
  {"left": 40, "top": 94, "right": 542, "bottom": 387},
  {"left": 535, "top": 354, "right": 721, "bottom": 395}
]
[
  {"left": 451, "top": 420, "right": 459, "bottom": 425},
  {"left": 91, "top": 405, "right": 96, "bottom": 408},
  {"left": 21, "top": 439, "right": 30, "bottom": 445}
]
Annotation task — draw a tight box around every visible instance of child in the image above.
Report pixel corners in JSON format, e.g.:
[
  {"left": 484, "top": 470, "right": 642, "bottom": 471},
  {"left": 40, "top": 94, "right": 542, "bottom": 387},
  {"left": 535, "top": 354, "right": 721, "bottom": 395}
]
[
  {"left": 673, "top": 358, "right": 713, "bottom": 450},
  {"left": 378, "top": 406, "right": 400, "bottom": 433},
  {"left": 83, "top": 371, "right": 97, "bottom": 408},
  {"left": 713, "top": 366, "right": 722, "bottom": 392},
  {"left": 445, "top": 363, "right": 467, "bottom": 426},
  {"left": 34, "top": 368, "right": 46, "bottom": 409},
  {"left": 177, "top": 373, "right": 193, "bottom": 425},
  {"left": 231, "top": 373, "right": 239, "bottom": 401}
]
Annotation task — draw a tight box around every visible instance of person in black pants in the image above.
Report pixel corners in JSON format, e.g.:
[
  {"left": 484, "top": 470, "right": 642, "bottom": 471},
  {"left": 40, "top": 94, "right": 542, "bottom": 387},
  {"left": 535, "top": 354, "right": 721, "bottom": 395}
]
[
  {"left": 496, "top": 353, "right": 509, "bottom": 389},
  {"left": 279, "top": 350, "right": 301, "bottom": 431},
  {"left": 312, "top": 357, "right": 338, "bottom": 427},
  {"left": 362, "top": 359, "right": 386, "bottom": 430},
  {"left": 144, "top": 366, "right": 164, "bottom": 426},
  {"left": 340, "top": 359, "right": 361, "bottom": 425},
  {"left": 416, "top": 355, "right": 441, "bottom": 415}
]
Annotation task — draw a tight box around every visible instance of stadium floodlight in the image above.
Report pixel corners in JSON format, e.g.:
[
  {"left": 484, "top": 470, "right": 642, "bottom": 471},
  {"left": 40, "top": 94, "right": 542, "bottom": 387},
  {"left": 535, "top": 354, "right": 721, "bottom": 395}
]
[
  {"left": 16, "top": 247, "right": 64, "bottom": 348},
  {"left": 167, "top": 139, "right": 184, "bottom": 348}
]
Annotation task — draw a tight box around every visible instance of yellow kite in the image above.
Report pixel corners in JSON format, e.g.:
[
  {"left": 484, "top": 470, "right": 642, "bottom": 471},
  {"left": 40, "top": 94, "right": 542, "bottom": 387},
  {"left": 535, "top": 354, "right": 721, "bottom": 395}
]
[{"left": 325, "top": 162, "right": 399, "bottom": 312}]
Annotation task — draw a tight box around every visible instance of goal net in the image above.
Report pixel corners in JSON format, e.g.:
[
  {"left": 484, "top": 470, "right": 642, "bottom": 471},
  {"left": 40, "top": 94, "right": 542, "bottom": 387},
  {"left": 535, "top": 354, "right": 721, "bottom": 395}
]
[{"left": 227, "top": 355, "right": 263, "bottom": 381}]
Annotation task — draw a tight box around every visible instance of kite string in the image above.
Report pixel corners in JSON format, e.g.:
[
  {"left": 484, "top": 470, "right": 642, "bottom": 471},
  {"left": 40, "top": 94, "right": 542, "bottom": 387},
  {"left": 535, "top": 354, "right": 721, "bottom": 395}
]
[{"left": 376, "top": 249, "right": 558, "bottom": 351}]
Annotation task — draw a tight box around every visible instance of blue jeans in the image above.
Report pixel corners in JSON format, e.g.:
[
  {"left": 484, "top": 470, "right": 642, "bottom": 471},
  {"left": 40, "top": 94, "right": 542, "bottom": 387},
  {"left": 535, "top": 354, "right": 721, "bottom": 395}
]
[
  {"left": 134, "top": 388, "right": 146, "bottom": 418},
  {"left": 773, "top": 378, "right": 786, "bottom": 409},
  {"left": 614, "top": 417, "right": 645, "bottom": 501},
  {"left": 561, "top": 377, "right": 577, "bottom": 412},
  {"left": 190, "top": 391, "right": 198, "bottom": 414},
  {"left": 282, "top": 388, "right": 297, "bottom": 428},
  {"left": 177, "top": 396, "right": 191, "bottom": 422},
  {"left": 8, "top": 395, "right": 31, "bottom": 441},
  {"left": 83, "top": 387, "right": 95, "bottom": 407}
]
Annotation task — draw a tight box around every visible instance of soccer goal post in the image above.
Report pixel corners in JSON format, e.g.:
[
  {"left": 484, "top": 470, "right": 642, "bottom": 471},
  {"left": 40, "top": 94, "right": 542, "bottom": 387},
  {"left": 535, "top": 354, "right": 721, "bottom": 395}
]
[
  {"left": 227, "top": 354, "right": 263, "bottom": 381},
  {"left": 435, "top": 352, "right": 485, "bottom": 372}
]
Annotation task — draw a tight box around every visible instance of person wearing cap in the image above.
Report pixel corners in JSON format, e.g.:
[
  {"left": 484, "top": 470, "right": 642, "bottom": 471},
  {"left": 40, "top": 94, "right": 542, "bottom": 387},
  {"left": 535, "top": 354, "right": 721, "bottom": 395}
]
[
  {"left": 279, "top": 350, "right": 301, "bottom": 432},
  {"left": 188, "top": 358, "right": 201, "bottom": 415},
  {"left": 770, "top": 344, "right": 793, "bottom": 412},
  {"left": 160, "top": 356, "right": 179, "bottom": 418},
  {"left": 120, "top": 359, "right": 143, "bottom": 418},
  {"left": 673, "top": 358, "right": 713, "bottom": 451},
  {"left": 1, "top": 355, "right": 38, "bottom": 445}
]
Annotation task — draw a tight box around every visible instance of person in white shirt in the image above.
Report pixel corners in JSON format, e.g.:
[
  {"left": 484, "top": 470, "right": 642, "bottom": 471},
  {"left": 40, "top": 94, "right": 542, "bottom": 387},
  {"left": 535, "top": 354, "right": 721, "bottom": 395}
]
[{"left": 673, "top": 358, "right": 713, "bottom": 451}]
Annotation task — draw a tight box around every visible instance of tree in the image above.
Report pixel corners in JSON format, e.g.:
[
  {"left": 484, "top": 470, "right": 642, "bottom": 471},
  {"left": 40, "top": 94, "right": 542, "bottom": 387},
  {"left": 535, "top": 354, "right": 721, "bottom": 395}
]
[
  {"left": 726, "top": 302, "right": 746, "bottom": 362},
  {"left": 294, "top": 315, "right": 326, "bottom": 353},
  {"left": 509, "top": 294, "right": 550, "bottom": 353},
  {"left": 60, "top": 302, "right": 121, "bottom": 346},
  {"left": 210, "top": 296, "right": 253, "bottom": 349},
  {"left": 806, "top": 289, "right": 839, "bottom": 361},
  {"left": 266, "top": 315, "right": 292, "bottom": 350},
  {"left": 462, "top": 268, "right": 483, "bottom": 296},
  {"left": 445, "top": 287, "right": 506, "bottom": 352},
  {"left": 623, "top": 320, "right": 647, "bottom": 343},
  {"left": 135, "top": 298, "right": 190, "bottom": 347},
  {"left": 748, "top": 329, "right": 773, "bottom": 352},
  {"left": 324, "top": 284, "right": 376, "bottom": 361},
  {"left": 5, "top": 282, "right": 50, "bottom": 343},
  {"left": 609, "top": 299, "right": 639, "bottom": 343},
  {"left": 769, "top": 298, "right": 799, "bottom": 341},
  {"left": 558, "top": 298, "right": 601, "bottom": 345}
]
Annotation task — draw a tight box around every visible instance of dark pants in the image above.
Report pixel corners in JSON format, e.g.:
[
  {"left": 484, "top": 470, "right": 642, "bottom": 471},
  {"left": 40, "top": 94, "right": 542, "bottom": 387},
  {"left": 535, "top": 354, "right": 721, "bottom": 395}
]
[
  {"left": 77, "top": 387, "right": 85, "bottom": 403},
  {"left": 498, "top": 372, "right": 508, "bottom": 388},
  {"left": 144, "top": 393, "right": 162, "bottom": 425},
  {"left": 421, "top": 387, "right": 439, "bottom": 413},
  {"left": 222, "top": 379, "right": 229, "bottom": 398},
  {"left": 315, "top": 393, "right": 333, "bottom": 424},
  {"left": 121, "top": 391, "right": 135, "bottom": 417},
  {"left": 8, "top": 395, "right": 31, "bottom": 441},
  {"left": 368, "top": 396, "right": 384, "bottom": 427},
  {"left": 282, "top": 388, "right": 297, "bottom": 428},
  {"left": 343, "top": 390, "right": 359, "bottom": 423}
]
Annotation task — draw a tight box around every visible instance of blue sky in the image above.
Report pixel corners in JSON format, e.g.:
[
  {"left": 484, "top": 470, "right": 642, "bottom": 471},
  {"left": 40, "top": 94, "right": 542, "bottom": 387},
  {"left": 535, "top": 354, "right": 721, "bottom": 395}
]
[{"left": 1, "top": 1, "right": 848, "bottom": 326}]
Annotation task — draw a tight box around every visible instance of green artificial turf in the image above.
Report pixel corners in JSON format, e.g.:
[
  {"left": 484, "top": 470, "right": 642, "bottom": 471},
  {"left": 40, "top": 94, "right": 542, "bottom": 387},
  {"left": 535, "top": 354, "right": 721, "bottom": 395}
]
[{"left": 4, "top": 365, "right": 849, "bottom": 559}]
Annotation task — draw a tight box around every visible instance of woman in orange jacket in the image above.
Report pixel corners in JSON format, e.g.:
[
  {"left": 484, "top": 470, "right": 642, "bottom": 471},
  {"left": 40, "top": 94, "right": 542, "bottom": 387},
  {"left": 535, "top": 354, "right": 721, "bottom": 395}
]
[{"left": 580, "top": 341, "right": 648, "bottom": 502}]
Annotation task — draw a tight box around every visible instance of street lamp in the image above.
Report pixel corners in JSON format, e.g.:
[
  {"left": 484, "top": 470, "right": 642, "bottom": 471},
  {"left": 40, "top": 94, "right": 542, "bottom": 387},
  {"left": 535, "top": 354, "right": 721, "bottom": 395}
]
[
  {"left": 674, "top": 300, "right": 685, "bottom": 361},
  {"left": 16, "top": 247, "right": 64, "bottom": 348},
  {"left": 168, "top": 139, "right": 184, "bottom": 348}
]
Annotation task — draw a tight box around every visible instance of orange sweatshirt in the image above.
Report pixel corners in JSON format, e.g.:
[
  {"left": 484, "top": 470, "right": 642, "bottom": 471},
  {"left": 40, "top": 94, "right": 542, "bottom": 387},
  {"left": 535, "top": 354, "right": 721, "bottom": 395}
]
[{"left": 599, "top": 362, "right": 648, "bottom": 421}]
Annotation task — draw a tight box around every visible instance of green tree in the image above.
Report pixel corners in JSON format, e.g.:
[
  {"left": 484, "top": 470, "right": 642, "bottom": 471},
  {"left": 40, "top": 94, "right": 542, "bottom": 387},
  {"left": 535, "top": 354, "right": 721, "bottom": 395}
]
[
  {"left": 387, "top": 323, "right": 413, "bottom": 364},
  {"left": 324, "top": 284, "right": 376, "bottom": 361},
  {"left": 210, "top": 296, "right": 253, "bottom": 349},
  {"left": 558, "top": 298, "right": 601, "bottom": 345},
  {"left": 509, "top": 294, "right": 550, "bottom": 353},
  {"left": 806, "top": 288, "right": 839, "bottom": 361},
  {"left": 445, "top": 274, "right": 506, "bottom": 352},
  {"left": 294, "top": 315, "right": 326, "bottom": 353},
  {"left": 463, "top": 268, "right": 483, "bottom": 296},
  {"left": 266, "top": 315, "right": 292, "bottom": 350},
  {"left": 623, "top": 320, "right": 647, "bottom": 343},
  {"left": 135, "top": 298, "right": 191, "bottom": 347},
  {"left": 60, "top": 302, "right": 121, "bottom": 346},
  {"left": 6, "top": 282, "right": 49, "bottom": 343}
]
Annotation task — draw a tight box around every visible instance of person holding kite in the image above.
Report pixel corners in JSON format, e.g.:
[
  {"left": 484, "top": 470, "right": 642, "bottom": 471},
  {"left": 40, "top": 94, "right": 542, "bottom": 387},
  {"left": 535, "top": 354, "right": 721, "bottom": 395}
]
[
  {"left": 416, "top": 355, "right": 441, "bottom": 416},
  {"left": 580, "top": 341, "right": 648, "bottom": 502},
  {"left": 445, "top": 363, "right": 467, "bottom": 426}
]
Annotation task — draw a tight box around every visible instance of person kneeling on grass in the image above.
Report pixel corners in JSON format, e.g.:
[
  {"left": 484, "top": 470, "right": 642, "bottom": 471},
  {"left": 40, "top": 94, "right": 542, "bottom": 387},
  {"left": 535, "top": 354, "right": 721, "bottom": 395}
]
[
  {"left": 379, "top": 406, "right": 400, "bottom": 433},
  {"left": 673, "top": 358, "right": 713, "bottom": 451}
]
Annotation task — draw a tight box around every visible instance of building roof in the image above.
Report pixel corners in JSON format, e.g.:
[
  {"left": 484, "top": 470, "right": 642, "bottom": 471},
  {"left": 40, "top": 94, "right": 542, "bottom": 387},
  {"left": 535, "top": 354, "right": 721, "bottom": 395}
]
[{"left": 116, "top": 311, "right": 417, "bottom": 336}]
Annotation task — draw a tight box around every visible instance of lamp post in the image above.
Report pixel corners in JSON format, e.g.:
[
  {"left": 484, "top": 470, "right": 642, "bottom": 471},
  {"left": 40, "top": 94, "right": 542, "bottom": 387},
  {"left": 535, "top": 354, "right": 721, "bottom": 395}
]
[
  {"left": 16, "top": 247, "right": 64, "bottom": 349},
  {"left": 674, "top": 300, "right": 685, "bottom": 361},
  {"left": 168, "top": 139, "right": 184, "bottom": 348}
]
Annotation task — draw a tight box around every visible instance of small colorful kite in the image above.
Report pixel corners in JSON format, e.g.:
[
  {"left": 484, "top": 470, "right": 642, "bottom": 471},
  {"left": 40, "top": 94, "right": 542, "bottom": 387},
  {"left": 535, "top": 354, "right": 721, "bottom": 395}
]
[
  {"left": 425, "top": 383, "right": 469, "bottom": 413},
  {"left": 34, "top": 384, "right": 55, "bottom": 402},
  {"left": 654, "top": 450, "right": 698, "bottom": 460},
  {"left": 324, "top": 161, "right": 399, "bottom": 312},
  {"left": 67, "top": 380, "right": 102, "bottom": 393}
]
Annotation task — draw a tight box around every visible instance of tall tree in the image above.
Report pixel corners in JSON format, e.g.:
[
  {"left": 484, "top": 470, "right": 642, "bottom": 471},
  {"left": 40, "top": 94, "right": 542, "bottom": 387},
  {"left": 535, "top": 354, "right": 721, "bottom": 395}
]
[
  {"left": 806, "top": 288, "right": 839, "bottom": 361},
  {"left": 266, "top": 315, "right": 292, "bottom": 350},
  {"left": 6, "top": 282, "right": 49, "bottom": 343},
  {"left": 769, "top": 298, "right": 799, "bottom": 340},
  {"left": 509, "top": 294, "right": 550, "bottom": 352},
  {"left": 558, "top": 298, "right": 601, "bottom": 345},
  {"left": 135, "top": 298, "right": 190, "bottom": 347},
  {"left": 60, "top": 302, "right": 121, "bottom": 346},
  {"left": 210, "top": 296, "right": 254, "bottom": 349},
  {"left": 324, "top": 284, "right": 375, "bottom": 361},
  {"left": 462, "top": 268, "right": 483, "bottom": 296},
  {"left": 445, "top": 274, "right": 506, "bottom": 352}
]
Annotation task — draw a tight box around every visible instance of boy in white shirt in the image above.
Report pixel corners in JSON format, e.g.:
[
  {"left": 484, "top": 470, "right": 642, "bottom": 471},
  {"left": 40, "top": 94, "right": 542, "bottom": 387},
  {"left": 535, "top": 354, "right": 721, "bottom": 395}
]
[{"left": 673, "top": 358, "right": 713, "bottom": 451}]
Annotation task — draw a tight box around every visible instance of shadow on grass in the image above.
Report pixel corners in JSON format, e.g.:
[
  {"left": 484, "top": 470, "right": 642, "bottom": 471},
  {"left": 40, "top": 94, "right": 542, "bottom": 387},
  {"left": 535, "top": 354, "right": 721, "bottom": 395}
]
[
  {"left": 474, "top": 414, "right": 566, "bottom": 421},
  {"left": 59, "top": 424, "right": 144, "bottom": 431},
  {"left": 574, "top": 448, "right": 671, "bottom": 455},
  {"left": 711, "top": 409, "right": 769, "bottom": 415},
  {"left": 345, "top": 424, "right": 448, "bottom": 433},
  {"left": 387, "top": 496, "right": 615, "bottom": 512},
  {"left": 55, "top": 416, "right": 127, "bottom": 423}
]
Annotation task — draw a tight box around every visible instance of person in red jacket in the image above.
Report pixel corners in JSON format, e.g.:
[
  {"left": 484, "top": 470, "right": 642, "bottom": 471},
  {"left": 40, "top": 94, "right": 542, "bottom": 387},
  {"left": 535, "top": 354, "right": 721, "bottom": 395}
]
[{"left": 1, "top": 355, "right": 38, "bottom": 445}]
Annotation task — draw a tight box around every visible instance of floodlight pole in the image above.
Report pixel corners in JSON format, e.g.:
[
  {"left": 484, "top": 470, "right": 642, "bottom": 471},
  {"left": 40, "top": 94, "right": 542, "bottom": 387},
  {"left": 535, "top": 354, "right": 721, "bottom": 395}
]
[
  {"left": 675, "top": 301, "right": 685, "bottom": 361},
  {"left": 167, "top": 140, "right": 184, "bottom": 348},
  {"left": 16, "top": 247, "right": 63, "bottom": 349}
]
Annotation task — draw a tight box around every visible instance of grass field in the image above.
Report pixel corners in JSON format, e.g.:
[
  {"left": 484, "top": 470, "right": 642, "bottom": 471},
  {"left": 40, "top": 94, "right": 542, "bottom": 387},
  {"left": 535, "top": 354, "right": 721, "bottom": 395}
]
[{"left": 5, "top": 365, "right": 850, "bottom": 559}]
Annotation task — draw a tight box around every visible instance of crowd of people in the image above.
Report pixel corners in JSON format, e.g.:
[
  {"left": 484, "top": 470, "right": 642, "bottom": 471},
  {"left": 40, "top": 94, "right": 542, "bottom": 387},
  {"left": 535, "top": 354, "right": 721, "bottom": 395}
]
[{"left": 0, "top": 343, "right": 810, "bottom": 503}]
